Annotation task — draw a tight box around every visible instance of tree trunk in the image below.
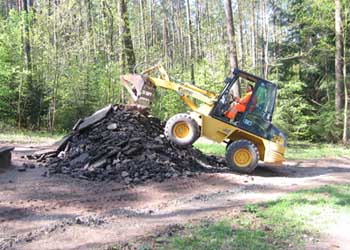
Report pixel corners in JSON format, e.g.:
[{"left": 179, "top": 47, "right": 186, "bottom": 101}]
[
  {"left": 16, "top": 0, "right": 21, "bottom": 11},
  {"left": 195, "top": 0, "right": 202, "bottom": 59},
  {"left": 342, "top": 1, "right": 349, "bottom": 144},
  {"left": 23, "top": 0, "right": 32, "bottom": 87},
  {"left": 185, "top": 0, "right": 193, "bottom": 60},
  {"left": 170, "top": 0, "right": 176, "bottom": 65},
  {"left": 117, "top": 1, "right": 124, "bottom": 103},
  {"left": 22, "top": 0, "right": 35, "bottom": 127},
  {"left": 161, "top": 1, "right": 168, "bottom": 65},
  {"left": 4, "top": 0, "right": 9, "bottom": 16},
  {"left": 177, "top": 0, "right": 184, "bottom": 68},
  {"left": 343, "top": 63, "right": 348, "bottom": 144},
  {"left": 185, "top": 0, "right": 195, "bottom": 84},
  {"left": 50, "top": 1, "right": 59, "bottom": 131},
  {"left": 149, "top": 0, "right": 154, "bottom": 47},
  {"left": 335, "top": 0, "right": 344, "bottom": 120},
  {"left": 223, "top": 0, "right": 240, "bottom": 96},
  {"left": 139, "top": 0, "right": 146, "bottom": 61},
  {"left": 271, "top": 0, "right": 277, "bottom": 64},
  {"left": 262, "top": 0, "right": 269, "bottom": 78},
  {"left": 237, "top": 0, "right": 244, "bottom": 66},
  {"left": 250, "top": 0, "right": 256, "bottom": 71},
  {"left": 119, "top": 0, "right": 136, "bottom": 73}
]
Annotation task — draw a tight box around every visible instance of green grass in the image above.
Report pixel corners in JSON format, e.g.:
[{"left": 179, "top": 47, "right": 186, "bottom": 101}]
[
  {"left": 194, "top": 141, "right": 350, "bottom": 160},
  {"left": 0, "top": 130, "right": 64, "bottom": 144},
  {"left": 153, "top": 184, "right": 350, "bottom": 250},
  {"left": 159, "top": 221, "right": 270, "bottom": 250},
  {"left": 194, "top": 141, "right": 226, "bottom": 156},
  {"left": 285, "top": 141, "right": 350, "bottom": 160}
]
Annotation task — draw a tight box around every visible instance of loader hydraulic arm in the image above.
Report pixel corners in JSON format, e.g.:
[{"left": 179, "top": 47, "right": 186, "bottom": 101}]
[{"left": 120, "top": 65, "right": 217, "bottom": 111}]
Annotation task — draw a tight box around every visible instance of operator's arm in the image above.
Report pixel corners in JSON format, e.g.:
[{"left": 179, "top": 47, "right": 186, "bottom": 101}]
[{"left": 238, "top": 92, "right": 252, "bottom": 105}]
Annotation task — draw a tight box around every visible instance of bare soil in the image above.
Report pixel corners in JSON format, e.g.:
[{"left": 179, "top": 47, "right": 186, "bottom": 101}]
[{"left": 1, "top": 145, "right": 350, "bottom": 250}]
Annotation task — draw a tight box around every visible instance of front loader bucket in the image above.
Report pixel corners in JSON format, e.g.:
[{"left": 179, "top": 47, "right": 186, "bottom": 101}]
[{"left": 120, "top": 74, "right": 156, "bottom": 107}]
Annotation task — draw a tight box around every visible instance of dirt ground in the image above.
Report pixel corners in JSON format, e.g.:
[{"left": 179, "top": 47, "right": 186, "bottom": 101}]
[{"left": 1, "top": 145, "right": 350, "bottom": 250}]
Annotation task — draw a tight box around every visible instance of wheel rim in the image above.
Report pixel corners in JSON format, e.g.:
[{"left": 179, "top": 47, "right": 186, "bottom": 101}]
[
  {"left": 173, "top": 122, "right": 190, "bottom": 139},
  {"left": 233, "top": 148, "right": 252, "bottom": 168}
]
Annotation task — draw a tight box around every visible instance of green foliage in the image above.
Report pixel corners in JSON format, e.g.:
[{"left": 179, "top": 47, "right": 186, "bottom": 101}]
[
  {"left": 0, "top": 0, "right": 348, "bottom": 143},
  {"left": 310, "top": 103, "right": 343, "bottom": 142},
  {"left": 0, "top": 10, "right": 22, "bottom": 126},
  {"left": 268, "top": 0, "right": 350, "bottom": 142},
  {"left": 273, "top": 79, "right": 315, "bottom": 140},
  {"left": 151, "top": 89, "right": 187, "bottom": 121}
]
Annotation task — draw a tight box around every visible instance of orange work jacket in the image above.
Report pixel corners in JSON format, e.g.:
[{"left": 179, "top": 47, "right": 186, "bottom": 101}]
[{"left": 225, "top": 90, "right": 252, "bottom": 119}]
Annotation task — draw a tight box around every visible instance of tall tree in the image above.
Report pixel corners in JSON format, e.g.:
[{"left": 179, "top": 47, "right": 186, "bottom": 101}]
[
  {"left": 342, "top": 0, "right": 349, "bottom": 144},
  {"left": 236, "top": 0, "right": 245, "bottom": 66},
  {"left": 139, "top": 0, "right": 147, "bottom": 61},
  {"left": 195, "top": 0, "right": 202, "bottom": 59},
  {"left": 185, "top": 0, "right": 195, "bottom": 84},
  {"left": 260, "top": 0, "right": 269, "bottom": 78},
  {"left": 119, "top": 0, "right": 136, "bottom": 73},
  {"left": 223, "top": 0, "right": 240, "bottom": 96},
  {"left": 161, "top": 1, "right": 168, "bottom": 65},
  {"left": 21, "top": 0, "right": 34, "bottom": 128},
  {"left": 335, "top": 0, "right": 344, "bottom": 121},
  {"left": 250, "top": 0, "right": 257, "bottom": 71}
]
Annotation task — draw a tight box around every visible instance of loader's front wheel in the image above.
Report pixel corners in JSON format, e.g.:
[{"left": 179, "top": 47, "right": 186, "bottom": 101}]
[
  {"left": 225, "top": 140, "right": 259, "bottom": 173},
  {"left": 165, "top": 113, "right": 200, "bottom": 147}
]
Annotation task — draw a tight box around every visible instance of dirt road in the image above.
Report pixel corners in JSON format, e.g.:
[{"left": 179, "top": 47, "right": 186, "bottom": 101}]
[{"left": 1, "top": 146, "right": 350, "bottom": 250}]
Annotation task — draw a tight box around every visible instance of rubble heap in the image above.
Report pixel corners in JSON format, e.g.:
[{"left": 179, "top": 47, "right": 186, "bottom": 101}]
[{"left": 33, "top": 105, "right": 224, "bottom": 184}]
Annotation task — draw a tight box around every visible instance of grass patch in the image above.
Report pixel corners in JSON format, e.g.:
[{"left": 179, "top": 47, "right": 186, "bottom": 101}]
[
  {"left": 0, "top": 131, "right": 64, "bottom": 144},
  {"left": 153, "top": 184, "right": 350, "bottom": 250},
  {"left": 194, "top": 141, "right": 226, "bottom": 156},
  {"left": 285, "top": 141, "right": 350, "bottom": 160},
  {"left": 158, "top": 220, "right": 270, "bottom": 250},
  {"left": 194, "top": 141, "right": 350, "bottom": 160}
]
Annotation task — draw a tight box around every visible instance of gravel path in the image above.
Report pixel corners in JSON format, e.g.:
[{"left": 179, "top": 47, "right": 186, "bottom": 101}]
[{"left": 1, "top": 146, "right": 350, "bottom": 250}]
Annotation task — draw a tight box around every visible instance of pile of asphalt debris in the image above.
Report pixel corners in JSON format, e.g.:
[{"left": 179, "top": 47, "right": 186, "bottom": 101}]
[{"left": 30, "top": 105, "right": 225, "bottom": 184}]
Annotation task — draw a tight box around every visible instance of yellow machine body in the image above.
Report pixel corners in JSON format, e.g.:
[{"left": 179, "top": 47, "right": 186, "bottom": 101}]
[
  {"left": 120, "top": 64, "right": 285, "bottom": 167},
  {"left": 190, "top": 104, "right": 285, "bottom": 165}
]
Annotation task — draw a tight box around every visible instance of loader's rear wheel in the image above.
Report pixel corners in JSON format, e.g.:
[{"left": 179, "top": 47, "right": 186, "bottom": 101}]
[
  {"left": 225, "top": 140, "right": 259, "bottom": 173},
  {"left": 165, "top": 113, "right": 200, "bottom": 147}
]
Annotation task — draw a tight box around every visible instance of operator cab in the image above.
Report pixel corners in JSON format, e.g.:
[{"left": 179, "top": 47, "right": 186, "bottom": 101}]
[{"left": 211, "top": 69, "right": 285, "bottom": 143}]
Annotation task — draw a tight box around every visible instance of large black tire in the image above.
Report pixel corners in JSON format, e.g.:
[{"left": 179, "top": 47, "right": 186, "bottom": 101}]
[
  {"left": 225, "top": 139, "right": 259, "bottom": 173},
  {"left": 164, "top": 113, "right": 200, "bottom": 147}
]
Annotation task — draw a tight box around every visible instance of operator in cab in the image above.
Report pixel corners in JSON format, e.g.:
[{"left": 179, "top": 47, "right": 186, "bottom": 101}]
[{"left": 224, "top": 84, "right": 254, "bottom": 121}]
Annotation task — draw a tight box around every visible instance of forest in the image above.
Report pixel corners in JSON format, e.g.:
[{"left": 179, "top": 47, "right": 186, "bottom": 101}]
[{"left": 0, "top": 0, "right": 349, "bottom": 143}]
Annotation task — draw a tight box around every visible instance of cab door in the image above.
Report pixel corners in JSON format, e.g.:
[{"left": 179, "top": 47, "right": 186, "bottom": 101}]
[{"left": 238, "top": 81, "right": 277, "bottom": 139}]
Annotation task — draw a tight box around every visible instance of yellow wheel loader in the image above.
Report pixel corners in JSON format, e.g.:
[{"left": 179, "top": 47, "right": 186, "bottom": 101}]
[{"left": 120, "top": 64, "right": 286, "bottom": 173}]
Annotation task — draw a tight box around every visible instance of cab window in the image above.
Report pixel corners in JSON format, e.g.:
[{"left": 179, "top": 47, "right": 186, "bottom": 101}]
[
  {"left": 246, "top": 82, "right": 275, "bottom": 121},
  {"left": 240, "top": 82, "right": 276, "bottom": 138}
]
